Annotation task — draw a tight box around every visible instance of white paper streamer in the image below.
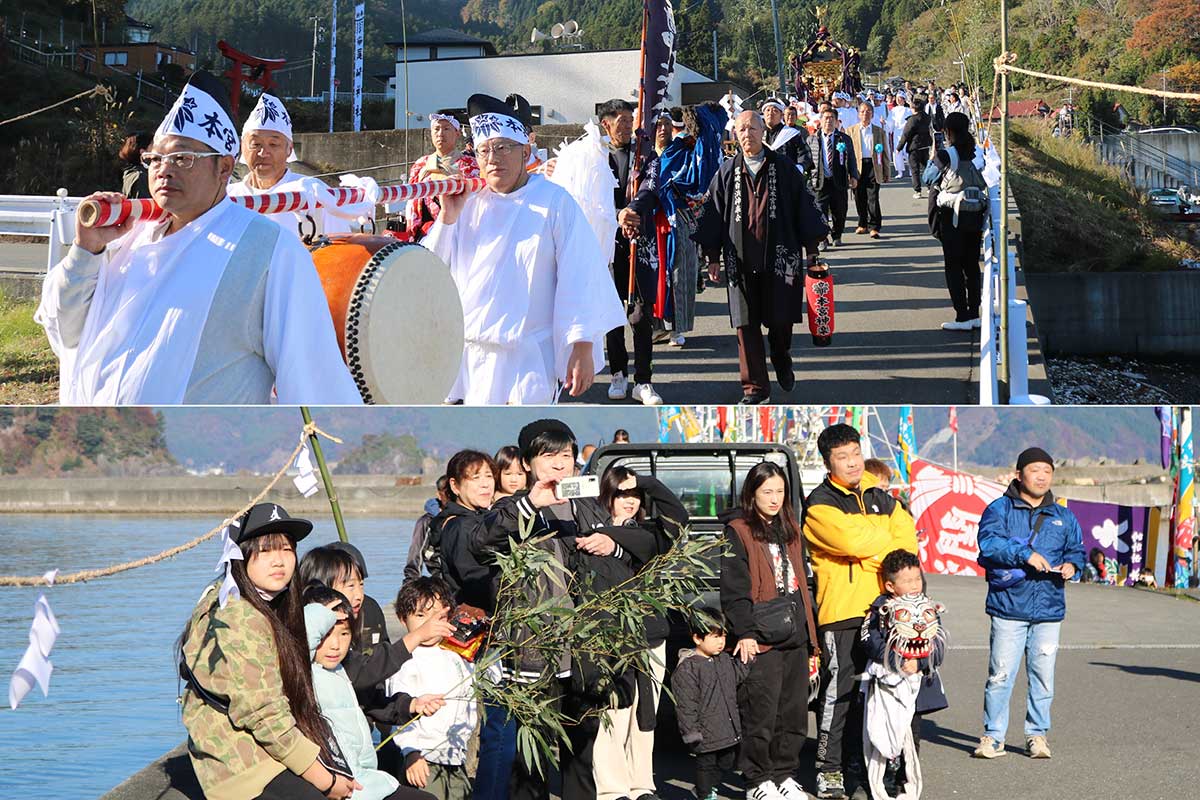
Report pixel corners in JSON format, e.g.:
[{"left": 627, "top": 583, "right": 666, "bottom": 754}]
[
  {"left": 216, "top": 521, "right": 244, "bottom": 608},
  {"left": 293, "top": 444, "right": 320, "bottom": 498},
  {"left": 549, "top": 121, "right": 618, "bottom": 262},
  {"left": 8, "top": 594, "right": 60, "bottom": 710},
  {"left": 42, "top": 569, "right": 59, "bottom": 586}
]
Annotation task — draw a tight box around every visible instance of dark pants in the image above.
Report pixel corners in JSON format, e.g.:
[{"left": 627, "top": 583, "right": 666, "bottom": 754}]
[
  {"left": 939, "top": 224, "right": 984, "bottom": 321},
  {"left": 607, "top": 249, "right": 654, "bottom": 384},
  {"left": 854, "top": 159, "right": 882, "bottom": 231},
  {"left": 256, "top": 771, "right": 434, "bottom": 800},
  {"left": 737, "top": 323, "right": 792, "bottom": 397},
  {"left": 695, "top": 745, "right": 738, "bottom": 798},
  {"left": 474, "top": 702, "right": 519, "bottom": 800},
  {"left": 817, "top": 625, "right": 868, "bottom": 775},
  {"left": 738, "top": 645, "right": 810, "bottom": 785},
  {"left": 908, "top": 150, "right": 929, "bottom": 192},
  {"left": 816, "top": 181, "right": 849, "bottom": 241}
]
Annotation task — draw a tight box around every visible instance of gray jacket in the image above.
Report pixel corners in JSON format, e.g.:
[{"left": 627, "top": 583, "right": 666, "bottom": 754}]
[{"left": 670, "top": 647, "right": 748, "bottom": 753}]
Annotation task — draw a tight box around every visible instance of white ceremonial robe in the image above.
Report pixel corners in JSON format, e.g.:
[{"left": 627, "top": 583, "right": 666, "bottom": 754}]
[
  {"left": 228, "top": 169, "right": 365, "bottom": 238},
  {"left": 889, "top": 106, "right": 915, "bottom": 175},
  {"left": 836, "top": 106, "right": 859, "bottom": 132},
  {"left": 36, "top": 199, "right": 363, "bottom": 405},
  {"left": 423, "top": 174, "right": 626, "bottom": 405}
]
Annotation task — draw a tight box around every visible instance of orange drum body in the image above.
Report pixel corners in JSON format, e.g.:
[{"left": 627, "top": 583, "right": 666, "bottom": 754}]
[{"left": 309, "top": 234, "right": 464, "bottom": 404}]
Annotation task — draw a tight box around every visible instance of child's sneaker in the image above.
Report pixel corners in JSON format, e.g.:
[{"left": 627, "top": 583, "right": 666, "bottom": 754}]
[
  {"left": 778, "top": 777, "right": 811, "bottom": 800},
  {"left": 700, "top": 792, "right": 719, "bottom": 800},
  {"left": 747, "top": 781, "right": 785, "bottom": 800},
  {"left": 1026, "top": 735, "right": 1052, "bottom": 759},
  {"left": 972, "top": 735, "right": 1007, "bottom": 758},
  {"left": 815, "top": 771, "right": 845, "bottom": 799}
]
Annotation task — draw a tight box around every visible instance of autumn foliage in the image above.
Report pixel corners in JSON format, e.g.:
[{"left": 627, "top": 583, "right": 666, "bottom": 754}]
[{"left": 1127, "top": 0, "right": 1200, "bottom": 56}]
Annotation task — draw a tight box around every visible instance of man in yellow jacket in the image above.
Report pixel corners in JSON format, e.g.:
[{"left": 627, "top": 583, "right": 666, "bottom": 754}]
[{"left": 803, "top": 423, "right": 918, "bottom": 800}]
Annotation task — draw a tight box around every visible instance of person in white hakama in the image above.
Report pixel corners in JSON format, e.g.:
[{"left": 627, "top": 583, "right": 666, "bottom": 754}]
[
  {"left": 423, "top": 93, "right": 625, "bottom": 405},
  {"left": 888, "top": 96, "right": 914, "bottom": 179},
  {"left": 36, "top": 72, "right": 362, "bottom": 406}
]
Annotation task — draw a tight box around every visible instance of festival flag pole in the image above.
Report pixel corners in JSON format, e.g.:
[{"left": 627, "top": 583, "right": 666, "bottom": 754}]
[
  {"left": 300, "top": 406, "right": 349, "bottom": 543},
  {"left": 626, "top": 1, "right": 651, "bottom": 314}
]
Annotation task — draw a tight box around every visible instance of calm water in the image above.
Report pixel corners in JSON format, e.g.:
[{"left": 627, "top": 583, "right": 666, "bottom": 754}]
[{"left": 0, "top": 514, "right": 416, "bottom": 798}]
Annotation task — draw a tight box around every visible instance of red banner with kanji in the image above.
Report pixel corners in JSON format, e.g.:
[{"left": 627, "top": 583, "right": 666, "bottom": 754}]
[{"left": 909, "top": 459, "right": 1006, "bottom": 577}]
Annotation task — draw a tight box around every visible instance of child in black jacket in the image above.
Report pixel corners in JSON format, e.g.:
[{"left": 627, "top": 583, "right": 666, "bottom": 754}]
[{"left": 671, "top": 608, "right": 749, "bottom": 800}]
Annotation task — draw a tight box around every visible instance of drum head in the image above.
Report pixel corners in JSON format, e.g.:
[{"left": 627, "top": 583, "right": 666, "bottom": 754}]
[{"left": 344, "top": 242, "right": 464, "bottom": 404}]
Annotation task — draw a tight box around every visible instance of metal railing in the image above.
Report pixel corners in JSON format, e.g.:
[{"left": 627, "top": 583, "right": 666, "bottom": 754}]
[
  {"left": 1082, "top": 113, "right": 1199, "bottom": 189},
  {"left": 0, "top": 190, "right": 81, "bottom": 275}
]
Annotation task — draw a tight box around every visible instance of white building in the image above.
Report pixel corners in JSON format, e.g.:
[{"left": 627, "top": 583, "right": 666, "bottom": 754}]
[{"left": 390, "top": 29, "right": 715, "bottom": 129}]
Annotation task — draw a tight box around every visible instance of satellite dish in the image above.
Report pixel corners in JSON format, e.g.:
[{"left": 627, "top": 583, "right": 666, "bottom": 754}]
[
  {"left": 551, "top": 22, "right": 565, "bottom": 38},
  {"left": 530, "top": 27, "right": 550, "bottom": 43},
  {"left": 563, "top": 20, "right": 579, "bottom": 35}
]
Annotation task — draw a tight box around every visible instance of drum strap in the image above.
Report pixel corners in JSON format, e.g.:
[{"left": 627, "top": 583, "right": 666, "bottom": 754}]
[{"left": 183, "top": 215, "right": 281, "bottom": 403}]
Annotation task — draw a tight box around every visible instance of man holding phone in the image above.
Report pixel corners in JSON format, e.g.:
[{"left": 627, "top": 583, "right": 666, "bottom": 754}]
[{"left": 974, "top": 447, "right": 1085, "bottom": 761}]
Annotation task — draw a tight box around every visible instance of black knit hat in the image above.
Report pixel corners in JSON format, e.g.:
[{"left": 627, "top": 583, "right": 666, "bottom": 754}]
[{"left": 1016, "top": 447, "right": 1054, "bottom": 472}]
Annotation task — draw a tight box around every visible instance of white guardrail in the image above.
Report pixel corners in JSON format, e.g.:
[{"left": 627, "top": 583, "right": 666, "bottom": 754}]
[{"left": 0, "top": 190, "right": 82, "bottom": 274}]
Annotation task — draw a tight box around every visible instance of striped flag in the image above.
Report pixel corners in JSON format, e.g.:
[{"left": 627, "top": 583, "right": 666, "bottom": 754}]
[
  {"left": 949, "top": 406, "right": 958, "bottom": 434},
  {"left": 896, "top": 405, "right": 917, "bottom": 484}
]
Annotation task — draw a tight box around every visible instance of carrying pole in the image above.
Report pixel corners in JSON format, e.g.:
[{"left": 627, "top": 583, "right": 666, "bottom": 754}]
[
  {"left": 300, "top": 406, "right": 349, "bottom": 542},
  {"left": 997, "top": 0, "right": 1011, "bottom": 403}
]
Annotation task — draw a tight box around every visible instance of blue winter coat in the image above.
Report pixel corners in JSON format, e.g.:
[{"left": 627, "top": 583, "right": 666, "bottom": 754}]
[{"left": 976, "top": 482, "right": 1085, "bottom": 623}]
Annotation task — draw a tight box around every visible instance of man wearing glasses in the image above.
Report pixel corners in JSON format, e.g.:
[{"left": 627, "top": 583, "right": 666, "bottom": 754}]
[
  {"left": 36, "top": 71, "right": 361, "bottom": 405},
  {"left": 423, "top": 92, "right": 624, "bottom": 405}
]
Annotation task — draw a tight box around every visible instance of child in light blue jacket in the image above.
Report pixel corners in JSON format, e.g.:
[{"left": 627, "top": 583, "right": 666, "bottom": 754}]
[{"left": 305, "top": 585, "right": 402, "bottom": 800}]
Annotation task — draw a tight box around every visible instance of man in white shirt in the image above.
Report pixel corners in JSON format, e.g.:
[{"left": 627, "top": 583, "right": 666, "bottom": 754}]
[
  {"left": 846, "top": 102, "right": 891, "bottom": 238},
  {"left": 888, "top": 94, "right": 914, "bottom": 179},
  {"left": 36, "top": 72, "right": 362, "bottom": 405},
  {"left": 833, "top": 93, "right": 859, "bottom": 132},
  {"left": 425, "top": 93, "right": 625, "bottom": 405}
]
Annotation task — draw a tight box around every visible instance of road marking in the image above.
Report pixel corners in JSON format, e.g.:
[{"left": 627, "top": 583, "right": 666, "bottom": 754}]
[{"left": 949, "top": 643, "right": 1200, "bottom": 651}]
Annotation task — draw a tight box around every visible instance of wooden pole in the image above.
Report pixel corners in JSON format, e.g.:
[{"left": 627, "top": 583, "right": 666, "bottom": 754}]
[
  {"left": 998, "top": 0, "right": 1011, "bottom": 403},
  {"left": 300, "top": 406, "right": 349, "bottom": 542}
]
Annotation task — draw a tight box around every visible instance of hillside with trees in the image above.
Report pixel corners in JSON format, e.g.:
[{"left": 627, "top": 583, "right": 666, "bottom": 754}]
[{"left": 0, "top": 408, "right": 179, "bottom": 476}]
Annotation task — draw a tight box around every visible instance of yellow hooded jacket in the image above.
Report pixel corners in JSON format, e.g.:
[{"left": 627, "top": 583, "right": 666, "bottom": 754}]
[{"left": 802, "top": 470, "right": 919, "bottom": 628}]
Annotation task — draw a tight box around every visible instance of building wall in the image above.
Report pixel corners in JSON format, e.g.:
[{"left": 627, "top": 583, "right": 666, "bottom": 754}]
[
  {"left": 78, "top": 44, "right": 195, "bottom": 76},
  {"left": 392, "top": 50, "right": 712, "bottom": 128}
]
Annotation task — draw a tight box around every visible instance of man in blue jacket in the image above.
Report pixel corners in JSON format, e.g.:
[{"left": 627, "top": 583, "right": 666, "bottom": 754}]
[{"left": 973, "top": 447, "right": 1084, "bottom": 761}]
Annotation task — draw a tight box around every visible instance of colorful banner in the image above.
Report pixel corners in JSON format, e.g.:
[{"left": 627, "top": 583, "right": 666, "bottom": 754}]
[
  {"left": 909, "top": 459, "right": 1005, "bottom": 577},
  {"left": 1064, "top": 499, "right": 1157, "bottom": 586},
  {"left": 352, "top": 2, "right": 365, "bottom": 132},
  {"left": 1155, "top": 405, "right": 1175, "bottom": 471},
  {"left": 1173, "top": 408, "right": 1194, "bottom": 588},
  {"left": 896, "top": 405, "right": 916, "bottom": 484}
]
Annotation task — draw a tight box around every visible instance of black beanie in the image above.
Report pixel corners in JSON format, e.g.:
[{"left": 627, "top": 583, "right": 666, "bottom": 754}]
[{"left": 1016, "top": 447, "right": 1054, "bottom": 471}]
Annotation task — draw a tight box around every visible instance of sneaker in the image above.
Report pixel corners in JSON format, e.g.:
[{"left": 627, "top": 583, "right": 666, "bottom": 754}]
[
  {"left": 941, "top": 320, "right": 974, "bottom": 331},
  {"left": 748, "top": 781, "right": 785, "bottom": 800},
  {"left": 831, "top": 238, "right": 842, "bottom": 247},
  {"left": 913, "top": 191, "right": 923, "bottom": 199},
  {"left": 670, "top": 333, "right": 686, "bottom": 347},
  {"left": 815, "top": 771, "right": 845, "bottom": 799},
  {"left": 970, "top": 317, "right": 982, "bottom": 329},
  {"left": 701, "top": 792, "right": 718, "bottom": 800},
  {"left": 973, "top": 735, "right": 1007, "bottom": 759},
  {"left": 608, "top": 372, "right": 629, "bottom": 400},
  {"left": 1026, "top": 735, "right": 1052, "bottom": 759},
  {"left": 632, "top": 383, "right": 663, "bottom": 406},
  {"left": 869, "top": 230, "right": 881, "bottom": 239},
  {"left": 653, "top": 329, "right": 672, "bottom": 344},
  {"left": 854, "top": 226, "right": 867, "bottom": 235},
  {"left": 778, "top": 778, "right": 811, "bottom": 800},
  {"left": 818, "top": 239, "right": 829, "bottom": 251}
]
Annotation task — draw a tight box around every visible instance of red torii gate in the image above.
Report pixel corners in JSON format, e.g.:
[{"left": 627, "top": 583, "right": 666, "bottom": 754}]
[{"left": 218, "top": 40, "right": 287, "bottom": 119}]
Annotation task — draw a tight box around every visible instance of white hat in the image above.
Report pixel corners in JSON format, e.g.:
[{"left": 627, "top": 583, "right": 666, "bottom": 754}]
[
  {"left": 762, "top": 99, "right": 786, "bottom": 113},
  {"left": 429, "top": 112, "right": 462, "bottom": 131},
  {"left": 241, "top": 93, "right": 297, "bottom": 162},
  {"left": 155, "top": 71, "right": 238, "bottom": 157}
]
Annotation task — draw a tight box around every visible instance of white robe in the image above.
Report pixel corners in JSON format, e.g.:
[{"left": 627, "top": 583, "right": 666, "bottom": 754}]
[
  {"left": 889, "top": 106, "right": 915, "bottom": 174},
  {"left": 228, "top": 169, "right": 366, "bottom": 238},
  {"left": 423, "top": 174, "right": 625, "bottom": 405},
  {"left": 36, "top": 199, "right": 363, "bottom": 405},
  {"left": 836, "top": 106, "right": 859, "bottom": 132}
]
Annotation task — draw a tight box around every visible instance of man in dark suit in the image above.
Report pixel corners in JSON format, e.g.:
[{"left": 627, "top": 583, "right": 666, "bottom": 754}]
[{"left": 807, "top": 107, "right": 859, "bottom": 248}]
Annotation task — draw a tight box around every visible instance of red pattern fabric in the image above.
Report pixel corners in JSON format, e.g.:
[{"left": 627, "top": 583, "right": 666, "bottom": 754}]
[{"left": 404, "top": 153, "right": 479, "bottom": 241}]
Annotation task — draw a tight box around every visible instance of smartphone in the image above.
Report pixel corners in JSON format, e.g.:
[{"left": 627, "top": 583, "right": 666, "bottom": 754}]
[{"left": 555, "top": 475, "right": 600, "bottom": 500}]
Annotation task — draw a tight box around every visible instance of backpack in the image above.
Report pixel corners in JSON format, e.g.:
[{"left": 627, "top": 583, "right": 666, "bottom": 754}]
[{"left": 938, "top": 153, "right": 989, "bottom": 230}]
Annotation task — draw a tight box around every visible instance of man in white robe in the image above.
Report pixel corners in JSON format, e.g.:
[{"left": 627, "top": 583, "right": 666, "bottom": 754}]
[
  {"left": 888, "top": 94, "right": 915, "bottom": 179},
  {"left": 227, "top": 93, "right": 367, "bottom": 239},
  {"left": 35, "top": 72, "right": 362, "bottom": 405},
  {"left": 424, "top": 92, "right": 625, "bottom": 405}
]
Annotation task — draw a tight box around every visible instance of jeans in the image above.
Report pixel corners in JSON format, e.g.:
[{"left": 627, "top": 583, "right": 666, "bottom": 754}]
[
  {"left": 473, "top": 702, "right": 518, "bottom": 800},
  {"left": 983, "top": 617, "right": 1061, "bottom": 739}
]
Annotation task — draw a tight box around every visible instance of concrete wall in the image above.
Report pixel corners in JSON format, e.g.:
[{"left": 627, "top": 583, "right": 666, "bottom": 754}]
[
  {"left": 392, "top": 50, "right": 712, "bottom": 128},
  {"left": 0, "top": 475, "right": 435, "bottom": 516},
  {"left": 1024, "top": 271, "right": 1200, "bottom": 357}
]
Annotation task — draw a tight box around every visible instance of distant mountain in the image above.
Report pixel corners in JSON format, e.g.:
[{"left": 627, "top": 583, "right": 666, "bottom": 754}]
[
  {"left": 157, "top": 407, "right": 659, "bottom": 473},
  {"left": 0, "top": 408, "right": 179, "bottom": 477},
  {"left": 333, "top": 432, "right": 427, "bottom": 475}
]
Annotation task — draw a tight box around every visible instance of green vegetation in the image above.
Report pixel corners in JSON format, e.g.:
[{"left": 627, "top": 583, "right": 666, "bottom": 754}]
[
  {"left": 1008, "top": 120, "right": 1198, "bottom": 272},
  {"left": 0, "top": 289, "right": 57, "bottom": 405},
  {"left": 0, "top": 407, "right": 177, "bottom": 476},
  {"left": 334, "top": 432, "right": 427, "bottom": 475}
]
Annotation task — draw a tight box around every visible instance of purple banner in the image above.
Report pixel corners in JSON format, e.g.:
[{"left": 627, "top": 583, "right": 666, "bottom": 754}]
[
  {"left": 1156, "top": 406, "right": 1174, "bottom": 470},
  {"left": 636, "top": 0, "right": 677, "bottom": 143},
  {"left": 1066, "top": 499, "right": 1155, "bottom": 585}
]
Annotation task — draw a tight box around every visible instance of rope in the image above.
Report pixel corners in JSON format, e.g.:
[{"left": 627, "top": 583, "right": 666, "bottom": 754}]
[
  {"left": 0, "top": 84, "right": 112, "bottom": 127},
  {"left": 994, "top": 53, "right": 1200, "bottom": 101},
  {"left": 0, "top": 424, "right": 342, "bottom": 587}
]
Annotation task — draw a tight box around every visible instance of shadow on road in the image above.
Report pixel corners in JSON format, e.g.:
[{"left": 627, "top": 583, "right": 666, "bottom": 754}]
[
  {"left": 1088, "top": 661, "right": 1200, "bottom": 683},
  {"left": 922, "top": 717, "right": 980, "bottom": 755}
]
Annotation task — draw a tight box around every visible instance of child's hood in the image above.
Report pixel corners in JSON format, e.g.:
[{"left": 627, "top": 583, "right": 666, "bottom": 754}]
[
  {"left": 676, "top": 647, "right": 701, "bottom": 666},
  {"left": 304, "top": 602, "right": 338, "bottom": 658}
]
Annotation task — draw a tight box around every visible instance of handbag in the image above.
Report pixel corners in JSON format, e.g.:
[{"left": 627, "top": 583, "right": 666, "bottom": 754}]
[
  {"left": 752, "top": 540, "right": 800, "bottom": 646},
  {"left": 986, "top": 513, "right": 1046, "bottom": 589}
]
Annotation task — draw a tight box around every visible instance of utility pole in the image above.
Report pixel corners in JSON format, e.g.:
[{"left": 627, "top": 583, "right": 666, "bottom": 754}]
[
  {"left": 998, "top": 0, "right": 1011, "bottom": 402},
  {"left": 712, "top": 29, "right": 718, "bottom": 82},
  {"left": 768, "top": 0, "right": 787, "bottom": 97},
  {"left": 1162, "top": 68, "right": 1168, "bottom": 120},
  {"left": 310, "top": 15, "right": 321, "bottom": 97}
]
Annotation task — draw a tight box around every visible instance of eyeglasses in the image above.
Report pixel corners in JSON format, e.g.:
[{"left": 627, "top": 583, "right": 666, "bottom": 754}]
[
  {"left": 140, "top": 151, "right": 223, "bottom": 170},
  {"left": 475, "top": 142, "right": 522, "bottom": 161}
]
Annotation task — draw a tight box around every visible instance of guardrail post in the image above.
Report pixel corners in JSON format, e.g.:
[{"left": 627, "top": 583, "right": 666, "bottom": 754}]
[{"left": 46, "top": 188, "right": 73, "bottom": 274}]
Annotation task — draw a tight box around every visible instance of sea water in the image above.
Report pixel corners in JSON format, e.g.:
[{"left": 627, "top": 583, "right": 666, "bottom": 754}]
[{"left": 0, "top": 514, "right": 417, "bottom": 798}]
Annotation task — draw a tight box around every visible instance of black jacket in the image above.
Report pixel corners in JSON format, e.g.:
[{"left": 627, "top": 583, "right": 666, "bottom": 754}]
[
  {"left": 670, "top": 648, "right": 748, "bottom": 753},
  {"left": 806, "top": 129, "right": 859, "bottom": 190},
  {"left": 766, "top": 123, "right": 815, "bottom": 174},
  {"left": 897, "top": 110, "right": 933, "bottom": 156}
]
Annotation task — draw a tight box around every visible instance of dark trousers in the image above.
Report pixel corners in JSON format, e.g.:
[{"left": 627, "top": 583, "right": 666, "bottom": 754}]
[
  {"left": 474, "top": 702, "right": 518, "bottom": 800},
  {"left": 940, "top": 225, "right": 984, "bottom": 321},
  {"left": 256, "top": 771, "right": 434, "bottom": 800},
  {"left": 816, "top": 181, "right": 849, "bottom": 241},
  {"left": 736, "top": 323, "right": 792, "bottom": 397},
  {"left": 738, "top": 645, "right": 809, "bottom": 785},
  {"left": 606, "top": 250, "right": 653, "bottom": 384},
  {"left": 816, "top": 625, "right": 868, "bottom": 775},
  {"left": 695, "top": 745, "right": 738, "bottom": 798},
  {"left": 908, "top": 150, "right": 929, "bottom": 192},
  {"left": 854, "top": 159, "right": 882, "bottom": 231}
]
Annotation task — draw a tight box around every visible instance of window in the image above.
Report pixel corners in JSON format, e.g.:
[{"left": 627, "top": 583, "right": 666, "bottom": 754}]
[
  {"left": 158, "top": 53, "right": 172, "bottom": 66},
  {"left": 104, "top": 51, "right": 128, "bottom": 66}
]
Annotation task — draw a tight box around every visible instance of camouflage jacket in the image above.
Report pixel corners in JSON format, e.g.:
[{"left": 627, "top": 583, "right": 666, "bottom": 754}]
[{"left": 181, "top": 583, "right": 320, "bottom": 800}]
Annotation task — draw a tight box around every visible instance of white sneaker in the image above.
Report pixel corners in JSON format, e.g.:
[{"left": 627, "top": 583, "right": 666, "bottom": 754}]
[
  {"left": 632, "top": 382, "right": 663, "bottom": 406},
  {"left": 970, "top": 317, "right": 982, "bottom": 329},
  {"left": 913, "top": 191, "right": 923, "bottom": 199},
  {"left": 670, "top": 333, "right": 686, "bottom": 347},
  {"left": 778, "top": 778, "right": 811, "bottom": 800},
  {"left": 941, "top": 320, "right": 974, "bottom": 331},
  {"left": 608, "top": 372, "right": 629, "bottom": 400},
  {"left": 748, "top": 781, "right": 786, "bottom": 800}
]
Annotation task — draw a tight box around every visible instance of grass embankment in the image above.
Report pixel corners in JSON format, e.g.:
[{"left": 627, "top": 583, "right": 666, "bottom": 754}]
[
  {"left": 0, "top": 289, "right": 57, "bottom": 404},
  {"left": 1008, "top": 120, "right": 1198, "bottom": 272}
]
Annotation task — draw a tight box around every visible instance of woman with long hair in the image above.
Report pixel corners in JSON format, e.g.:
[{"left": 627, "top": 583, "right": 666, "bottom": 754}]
[
  {"left": 177, "top": 503, "right": 360, "bottom": 800},
  {"left": 493, "top": 445, "right": 527, "bottom": 500},
  {"left": 719, "top": 463, "right": 818, "bottom": 800},
  {"left": 928, "top": 111, "right": 986, "bottom": 331}
]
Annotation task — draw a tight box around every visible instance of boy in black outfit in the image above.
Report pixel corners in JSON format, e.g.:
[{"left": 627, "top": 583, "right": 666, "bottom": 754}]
[{"left": 671, "top": 608, "right": 749, "bottom": 800}]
